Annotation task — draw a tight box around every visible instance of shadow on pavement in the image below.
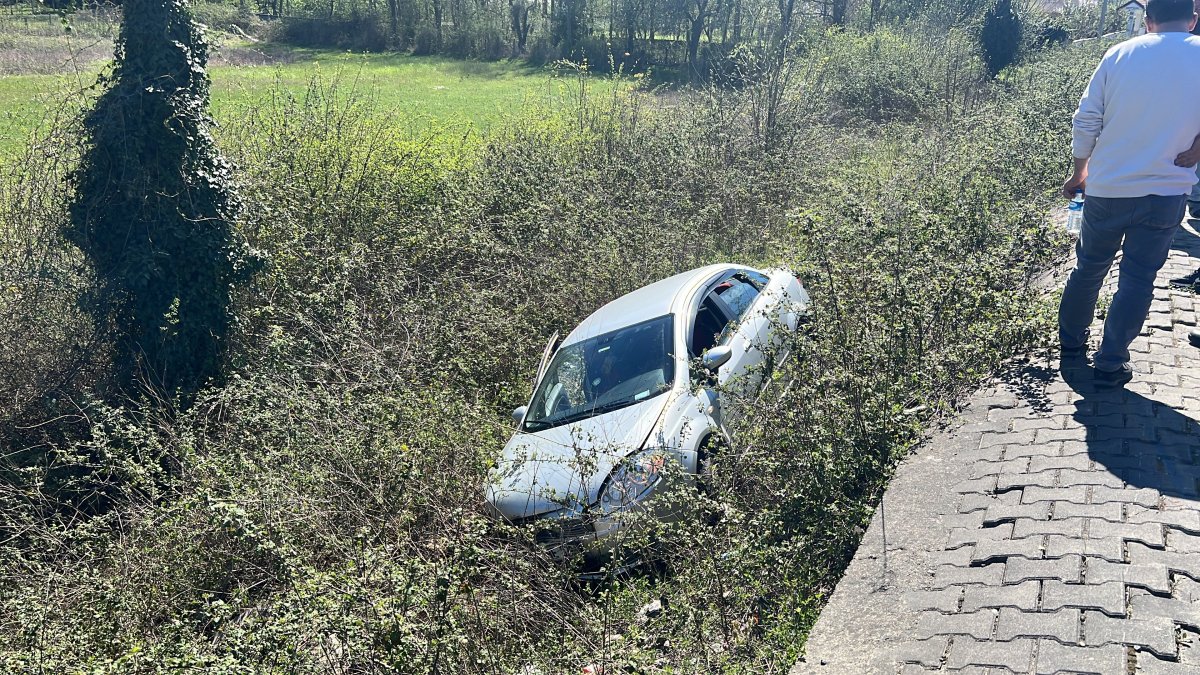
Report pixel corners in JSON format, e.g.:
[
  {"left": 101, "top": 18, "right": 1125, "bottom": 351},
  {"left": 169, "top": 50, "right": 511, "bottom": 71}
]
[
  {"left": 1178, "top": 218, "right": 1200, "bottom": 262},
  {"left": 1059, "top": 357, "right": 1200, "bottom": 502}
]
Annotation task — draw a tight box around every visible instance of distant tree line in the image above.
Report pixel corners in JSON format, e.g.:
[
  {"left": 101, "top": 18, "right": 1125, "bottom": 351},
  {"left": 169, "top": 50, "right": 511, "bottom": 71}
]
[{"left": 251, "top": 0, "right": 1036, "bottom": 78}]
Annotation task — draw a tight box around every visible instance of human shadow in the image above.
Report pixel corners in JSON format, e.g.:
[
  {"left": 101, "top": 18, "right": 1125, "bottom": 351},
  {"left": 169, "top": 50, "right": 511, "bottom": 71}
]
[
  {"left": 1178, "top": 217, "right": 1200, "bottom": 260},
  {"left": 1058, "top": 357, "right": 1200, "bottom": 502}
]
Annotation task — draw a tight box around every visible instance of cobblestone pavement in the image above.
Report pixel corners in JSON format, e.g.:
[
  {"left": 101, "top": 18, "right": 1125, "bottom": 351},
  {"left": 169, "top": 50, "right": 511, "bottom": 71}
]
[{"left": 794, "top": 224, "right": 1200, "bottom": 675}]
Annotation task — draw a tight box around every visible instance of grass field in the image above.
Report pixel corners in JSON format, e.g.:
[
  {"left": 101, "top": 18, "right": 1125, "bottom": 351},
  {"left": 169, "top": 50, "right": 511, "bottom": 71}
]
[{"left": 0, "top": 45, "right": 627, "bottom": 155}]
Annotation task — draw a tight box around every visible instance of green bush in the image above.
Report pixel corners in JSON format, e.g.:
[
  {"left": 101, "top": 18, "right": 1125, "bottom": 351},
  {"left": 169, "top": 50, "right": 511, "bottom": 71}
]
[{"left": 798, "top": 27, "right": 986, "bottom": 124}]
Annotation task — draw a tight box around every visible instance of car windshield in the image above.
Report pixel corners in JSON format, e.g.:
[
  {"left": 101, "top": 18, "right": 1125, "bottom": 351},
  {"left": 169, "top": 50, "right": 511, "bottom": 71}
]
[{"left": 523, "top": 315, "right": 676, "bottom": 431}]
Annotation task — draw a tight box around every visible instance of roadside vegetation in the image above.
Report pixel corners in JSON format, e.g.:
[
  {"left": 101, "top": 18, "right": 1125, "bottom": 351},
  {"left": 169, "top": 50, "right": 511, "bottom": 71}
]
[{"left": 0, "top": 0, "right": 1107, "bottom": 671}]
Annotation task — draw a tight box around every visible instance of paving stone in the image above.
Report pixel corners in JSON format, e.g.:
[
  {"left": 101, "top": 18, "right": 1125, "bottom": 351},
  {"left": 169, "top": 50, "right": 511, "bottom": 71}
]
[
  {"left": 1007, "top": 442, "right": 1073, "bottom": 460},
  {"left": 1014, "top": 518, "right": 1084, "bottom": 539},
  {"left": 1037, "top": 427, "right": 1091, "bottom": 443},
  {"left": 972, "top": 537, "right": 1045, "bottom": 564},
  {"left": 906, "top": 588, "right": 964, "bottom": 612},
  {"left": 1137, "top": 654, "right": 1200, "bottom": 675},
  {"left": 1168, "top": 530, "right": 1200, "bottom": 553},
  {"left": 1034, "top": 640, "right": 1127, "bottom": 675},
  {"left": 1052, "top": 502, "right": 1123, "bottom": 521},
  {"left": 915, "top": 610, "right": 995, "bottom": 640},
  {"left": 1011, "top": 415, "right": 1068, "bottom": 434},
  {"left": 998, "top": 470, "right": 1060, "bottom": 491},
  {"left": 1090, "top": 486, "right": 1161, "bottom": 507},
  {"left": 1084, "top": 611, "right": 1177, "bottom": 658},
  {"left": 1129, "top": 543, "right": 1200, "bottom": 581},
  {"left": 958, "top": 444, "right": 1009, "bottom": 463},
  {"left": 932, "top": 546, "right": 977, "bottom": 567},
  {"left": 1073, "top": 412, "right": 1126, "bottom": 428},
  {"left": 945, "top": 637, "right": 1034, "bottom": 671},
  {"left": 896, "top": 636, "right": 951, "bottom": 668},
  {"left": 948, "top": 524, "right": 1014, "bottom": 548},
  {"left": 959, "top": 419, "right": 1016, "bottom": 436},
  {"left": 1059, "top": 440, "right": 1094, "bottom": 456},
  {"left": 1024, "top": 486, "right": 1089, "bottom": 504},
  {"left": 995, "top": 608, "right": 1080, "bottom": 643},
  {"left": 961, "top": 491, "right": 1021, "bottom": 513},
  {"left": 930, "top": 564, "right": 1007, "bottom": 589},
  {"left": 971, "top": 458, "right": 1028, "bottom": 480},
  {"left": 1085, "top": 558, "right": 1171, "bottom": 594},
  {"left": 980, "top": 430, "right": 1037, "bottom": 449},
  {"left": 1124, "top": 470, "right": 1200, "bottom": 498},
  {"left": 1043, "top": 534, "right": 1125, "bottom": 562},
  {"left": 1130, "top": 594, "right": 1200, "bottom": 630},
  {"left": 1005, "top": 555, "right": 1082, "bottom": 584},
  {"left": 1128, "top": 441, "right": 1194, "bottom": 460},
  {"left": 1058, "top": 469, "right": 1127, "bottom": 488},
  {"left": 1041, "top": 581, "right": 1126, "bottom": 616},
  {"left": 1160, "top": 429, "right": 1200, "bottom": 447},
  {"left": 1175, "top": 577, "right": 1200, "bottom": 603},
  {"left": 988, "top": 407, "right": 1032, "bottom": 423},
  {"left": 943, "top": 511, "right": 988, "bottom": 530},
  {"left": 953, "top": 476, "right": 999, "bottom": 494},
  {"left": 1089, "top": 520, "right": 1167, "bottom": 547},
  {"left": 984, "top": 502, "right": 1052, "bottom": 525},
  {"left": 1162, "top": 496, "right": 1200, "bottom": 512},
  {"left": 961, "top": 580, "right": 1040, "bottom": 612},
  {"left": 1029, "top": 454, "right": 1093, "bottom": 472}
]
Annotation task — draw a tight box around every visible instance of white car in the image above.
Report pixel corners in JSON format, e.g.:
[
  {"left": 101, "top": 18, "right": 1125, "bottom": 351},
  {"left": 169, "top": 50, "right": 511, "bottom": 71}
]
[{"left": 486, "top": 264, "right": 810, "bottom": 567}]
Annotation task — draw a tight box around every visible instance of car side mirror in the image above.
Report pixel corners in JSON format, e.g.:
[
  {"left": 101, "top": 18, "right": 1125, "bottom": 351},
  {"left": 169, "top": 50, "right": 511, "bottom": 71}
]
[
  {"left": 702, "top": 346, "right": 732, "bottom": 371},
  {"left": 512, "top": 406, "right": 528, "bottom": 426}
]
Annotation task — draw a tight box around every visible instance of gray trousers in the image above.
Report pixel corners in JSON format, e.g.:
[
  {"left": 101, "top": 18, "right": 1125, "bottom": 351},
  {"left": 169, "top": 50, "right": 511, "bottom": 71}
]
[{"left": 1058, "top": 194, "right": 1185, "bottom": 371}]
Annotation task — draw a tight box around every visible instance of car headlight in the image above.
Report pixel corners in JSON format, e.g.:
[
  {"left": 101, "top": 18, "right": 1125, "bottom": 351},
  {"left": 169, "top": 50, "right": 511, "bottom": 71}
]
[{"left": 599, "top": 448, "right": 668, "bottom": 514}]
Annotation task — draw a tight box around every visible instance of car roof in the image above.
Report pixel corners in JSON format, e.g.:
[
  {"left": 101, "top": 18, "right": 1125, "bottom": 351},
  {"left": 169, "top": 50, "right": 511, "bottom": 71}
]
[{"left": 561, "top": 263, "right": 740, "bottom": 346}]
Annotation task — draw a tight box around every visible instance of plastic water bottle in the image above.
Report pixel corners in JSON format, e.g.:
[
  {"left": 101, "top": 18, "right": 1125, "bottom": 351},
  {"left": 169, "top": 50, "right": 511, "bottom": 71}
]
[{"left": 1066, "top": 190, "right": 1084, "bottom": 235}]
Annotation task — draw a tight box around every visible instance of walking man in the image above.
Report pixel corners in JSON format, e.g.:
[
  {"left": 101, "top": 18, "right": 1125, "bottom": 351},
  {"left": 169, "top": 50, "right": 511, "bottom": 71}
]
[{"left": 1059, "top": 0, "right": 1200, "bottom": 384}]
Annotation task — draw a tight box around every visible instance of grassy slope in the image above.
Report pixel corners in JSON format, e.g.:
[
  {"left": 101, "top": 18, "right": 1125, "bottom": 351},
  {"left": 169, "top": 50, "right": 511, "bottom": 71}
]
[{"left": 0, "top": 49, "right": 622, "bottom": 154}]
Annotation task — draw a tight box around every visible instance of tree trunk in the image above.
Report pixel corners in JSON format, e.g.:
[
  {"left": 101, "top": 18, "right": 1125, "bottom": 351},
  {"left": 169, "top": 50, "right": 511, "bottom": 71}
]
[
  {"left": 732, "top": 0, "right": 741, "bottom": 44},
  {"left": 687, "top": 14, "right": 703, "bottom": 81},
  {"left": 433, "top": 0, "right": 443, "bottom": 48}
]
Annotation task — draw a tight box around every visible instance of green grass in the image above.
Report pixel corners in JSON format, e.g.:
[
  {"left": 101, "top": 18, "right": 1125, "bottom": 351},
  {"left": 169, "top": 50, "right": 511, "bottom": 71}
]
[{"left": 0, "top": 48, "right": 628, "bottom": 155}]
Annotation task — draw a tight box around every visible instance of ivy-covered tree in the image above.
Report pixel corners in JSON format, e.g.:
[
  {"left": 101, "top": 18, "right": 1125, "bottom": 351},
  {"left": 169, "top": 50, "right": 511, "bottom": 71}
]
[
  {"left": 67, "top": 0, "right": 255, "bottom": 401},
  {"left": 980, "top": 0, "right": 1022, "bottom": 76}
]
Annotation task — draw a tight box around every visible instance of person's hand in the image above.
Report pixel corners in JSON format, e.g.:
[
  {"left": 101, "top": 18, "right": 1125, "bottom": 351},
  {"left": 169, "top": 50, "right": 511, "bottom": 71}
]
[
  {"left": 1062, "top": 173, "right": 1086, "bottom": 199},
  {"left": 1176, "top": 133, "right": 1200, "bottom": 167}
]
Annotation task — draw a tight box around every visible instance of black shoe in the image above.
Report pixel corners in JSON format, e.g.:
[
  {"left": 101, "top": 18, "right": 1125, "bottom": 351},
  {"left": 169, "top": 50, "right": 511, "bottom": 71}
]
[
  {"left": 1170, "top": 267, "right": 1200, "bottom": 291},
  {"left": 1190, "top": 328, "right": 1200, "bottom": 347},
  {"left": 1190, "top": 202, "right": 1200, "bottom": 220},
  {"left": 1095, "top": 363, "right": 1134, "bottom": 388}
]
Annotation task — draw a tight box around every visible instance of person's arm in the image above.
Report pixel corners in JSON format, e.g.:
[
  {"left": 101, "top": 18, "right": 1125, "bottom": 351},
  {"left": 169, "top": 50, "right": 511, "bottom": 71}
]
[
  {"left": 1064, "top": 58, "right": 1107, "bottom": 198},
  {"left": 1063, "top": 157, "right": 1089, "bottom": 199},
  {"left": 1175, "top": 132, "right": 1200, "bottom": 167}
]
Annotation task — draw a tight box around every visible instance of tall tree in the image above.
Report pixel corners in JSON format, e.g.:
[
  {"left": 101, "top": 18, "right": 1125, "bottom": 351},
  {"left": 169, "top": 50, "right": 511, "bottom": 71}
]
[
  {"left": 67, "top": 0, "right": 255, "bottom": 401},
  {"left": 980, "top": 0, "right": 1022, "bottom": 76}
]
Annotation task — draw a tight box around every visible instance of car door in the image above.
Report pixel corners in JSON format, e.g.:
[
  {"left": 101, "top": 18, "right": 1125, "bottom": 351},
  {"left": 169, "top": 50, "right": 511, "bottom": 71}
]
[{"left": 710, "top": 273, "right": 772, "bottom": 396}]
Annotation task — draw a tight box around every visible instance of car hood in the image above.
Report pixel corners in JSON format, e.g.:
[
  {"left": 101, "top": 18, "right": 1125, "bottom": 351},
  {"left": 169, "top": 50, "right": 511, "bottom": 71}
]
[{"left": 487, "top": 396, "right": 670, "bottom": 520}]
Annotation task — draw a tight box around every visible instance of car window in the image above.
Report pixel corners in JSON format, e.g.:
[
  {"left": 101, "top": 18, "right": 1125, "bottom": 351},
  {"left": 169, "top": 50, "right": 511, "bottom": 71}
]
[
  {"left": 714, "top": 277, "right": 760, "bottom": 322},
  {"left": 523, "top": 315, "right": 675, "bottom": 431},
  {"left": 740, "top": 270, "right": 770, "bottom": 290},
  {"left": 691, "top": 296, "right": 730, "bottom": 356}
]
